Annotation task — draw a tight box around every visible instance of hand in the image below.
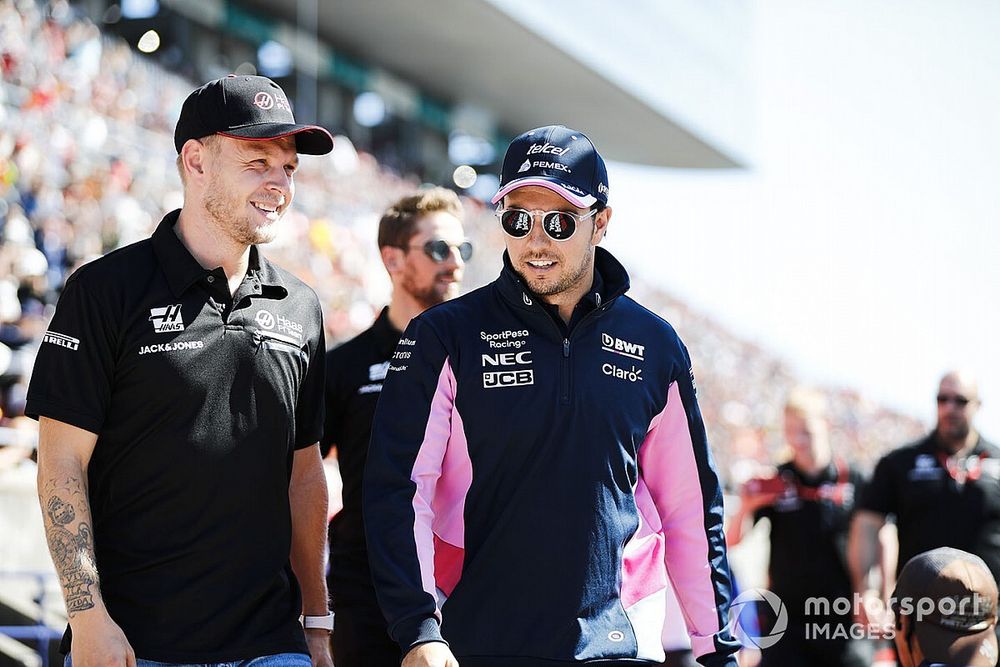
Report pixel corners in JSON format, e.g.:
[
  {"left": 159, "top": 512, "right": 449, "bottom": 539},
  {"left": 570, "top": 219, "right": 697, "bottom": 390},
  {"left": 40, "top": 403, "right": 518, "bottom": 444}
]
[
  {"left": 304, "top": 628, "right": 333, "bottom": 667},
  {"left": 68, "top": 611, "right": 136, "bottom": 667},
  {"left": 738, "top": 483, "right": 781, "bottom": 513},
  {"left": 402, "top": 641, "right": 459, "bottom": 667},
  {"left": 855, "top": 589, "right": 894, "bottom": 638}
]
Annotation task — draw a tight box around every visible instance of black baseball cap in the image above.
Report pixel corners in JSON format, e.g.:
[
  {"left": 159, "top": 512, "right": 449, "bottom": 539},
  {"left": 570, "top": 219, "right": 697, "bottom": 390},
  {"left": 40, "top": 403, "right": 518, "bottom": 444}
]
[
  {"left": 893, "top": 547, "right": 999, "bottom": 667},
  {"left": 492, "top": 125, "right": 609, "bottom": 208},
  {"left": 174, "top": 75, "right": 333, "bottom": 155}
]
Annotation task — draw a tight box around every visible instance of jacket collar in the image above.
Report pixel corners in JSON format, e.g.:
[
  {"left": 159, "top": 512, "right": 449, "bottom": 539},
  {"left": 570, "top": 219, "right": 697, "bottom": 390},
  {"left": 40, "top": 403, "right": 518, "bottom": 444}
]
[{"left": 496, "top": 246, "right": 630, "bottom": 316}]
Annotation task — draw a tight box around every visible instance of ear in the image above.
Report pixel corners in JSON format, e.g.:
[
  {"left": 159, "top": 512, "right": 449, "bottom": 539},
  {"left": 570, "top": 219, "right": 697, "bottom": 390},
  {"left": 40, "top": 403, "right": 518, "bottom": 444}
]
[
  {"left": 592, "top": 206, "right": 612, "bottom": 245},
  {"left": 381, "top": 245, "right": 405, "bottom": 275},
  {"left": 180, "top": 139, "right": 209, "bottom": 185}
]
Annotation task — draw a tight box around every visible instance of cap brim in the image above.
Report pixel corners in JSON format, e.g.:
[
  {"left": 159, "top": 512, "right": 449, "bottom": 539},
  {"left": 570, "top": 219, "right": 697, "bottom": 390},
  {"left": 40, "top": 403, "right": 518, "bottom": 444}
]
[
  {"left": 219, "top": 123, "right": 334, "bottom": 155},
  {"left": 915, "top": 622, "right": 998, "bottom": 666},
  {"left": 491, "top": 177, "right": 596, "bottom": 208}
]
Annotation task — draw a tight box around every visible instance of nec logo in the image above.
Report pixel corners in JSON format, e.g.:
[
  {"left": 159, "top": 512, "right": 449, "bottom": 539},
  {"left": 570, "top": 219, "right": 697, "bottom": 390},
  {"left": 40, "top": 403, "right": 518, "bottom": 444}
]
[
  {"left": 481, "top": 351, "right": 532, "bottom": 366},
  {"left": 149, "top": 305, "right": 184, "bottom": 333},
  {"left": 526, "top": 142, "right": 567, "bottom": 156},
  {"left": 484, "top": 370, "right": 534, "bottom": 388},
  {"left": 601, "top": 333, "right": 644, "bottom": 360}
]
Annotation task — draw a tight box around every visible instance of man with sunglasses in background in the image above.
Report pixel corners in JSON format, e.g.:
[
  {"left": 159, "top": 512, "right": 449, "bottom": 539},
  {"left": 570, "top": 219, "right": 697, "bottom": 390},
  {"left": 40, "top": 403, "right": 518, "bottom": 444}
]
[
  {"left": 322, "top": 187, "right": 470, "bottom": 667},
  {"left": 849, "top": 371, "right": 1000, "bottom": 653},
  {"left": 363, "top": 126, "right": 739, "bottom": 667}
]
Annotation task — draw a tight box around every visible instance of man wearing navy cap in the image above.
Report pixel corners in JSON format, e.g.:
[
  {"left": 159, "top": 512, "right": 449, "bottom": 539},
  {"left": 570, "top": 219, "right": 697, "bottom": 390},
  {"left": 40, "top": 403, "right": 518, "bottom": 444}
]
[
  {"left": 28, "top": 76, "right": 334, "bottom": 666},
  {"left": 364, "top": 126, "right": 739, "bottom": 667}
]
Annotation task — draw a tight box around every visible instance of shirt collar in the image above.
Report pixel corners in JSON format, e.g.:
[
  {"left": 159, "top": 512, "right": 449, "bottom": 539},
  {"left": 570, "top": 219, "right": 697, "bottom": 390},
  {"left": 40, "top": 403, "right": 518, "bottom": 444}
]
[
  {"left": 371, "top": 307, "right": 402, "bottom": 356},
  {"left": 152, "top": 209, "right": 287, "bottom": 298}
]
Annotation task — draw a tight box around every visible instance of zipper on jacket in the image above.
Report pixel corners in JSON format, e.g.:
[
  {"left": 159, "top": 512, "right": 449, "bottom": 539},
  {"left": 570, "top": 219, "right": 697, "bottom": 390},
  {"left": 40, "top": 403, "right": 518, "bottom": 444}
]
[{"left": 561, "top": 338, "right": 571, "bottom": 405}]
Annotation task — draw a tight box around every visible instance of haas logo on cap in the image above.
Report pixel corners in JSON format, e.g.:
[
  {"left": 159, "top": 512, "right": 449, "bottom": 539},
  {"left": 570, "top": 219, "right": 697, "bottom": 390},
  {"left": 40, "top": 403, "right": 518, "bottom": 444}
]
[{"left": 253, "top": 92, "right": 274, "bottom": 110}]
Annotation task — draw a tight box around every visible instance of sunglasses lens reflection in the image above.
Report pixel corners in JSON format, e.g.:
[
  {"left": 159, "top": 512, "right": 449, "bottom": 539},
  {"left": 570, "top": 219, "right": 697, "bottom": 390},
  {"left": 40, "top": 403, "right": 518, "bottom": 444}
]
[
  {"left": 542, "top": 212, "right": 576, "bottom": 240},
  {"left": 500, "top": 210, "right": 533, "bottom": 238}
]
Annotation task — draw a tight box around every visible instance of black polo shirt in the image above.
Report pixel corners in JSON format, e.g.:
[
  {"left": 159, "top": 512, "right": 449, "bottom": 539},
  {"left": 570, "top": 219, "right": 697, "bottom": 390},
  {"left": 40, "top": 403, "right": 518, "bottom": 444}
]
[
  {"left": 754, "top": 460, "right": 866, "bottom": 621},
  {"left": 322, "top": 306, "right": 400, "bottom": 608},
  {"left": 26, "top": 210, "right": 325, "bottom": 661},
  {"left": 859, "top": 433, "right": 1000, "bottom": 581}
]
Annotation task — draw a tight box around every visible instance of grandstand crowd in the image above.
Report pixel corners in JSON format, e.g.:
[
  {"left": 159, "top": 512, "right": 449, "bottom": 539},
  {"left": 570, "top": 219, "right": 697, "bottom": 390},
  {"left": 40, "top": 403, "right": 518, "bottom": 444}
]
[{"left": 1, "top": 1, "right": 935, "bottom": 662}]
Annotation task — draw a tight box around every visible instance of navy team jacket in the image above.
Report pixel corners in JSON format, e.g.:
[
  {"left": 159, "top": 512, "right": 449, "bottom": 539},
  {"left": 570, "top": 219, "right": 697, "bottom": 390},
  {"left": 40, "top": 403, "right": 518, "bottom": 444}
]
[{"left": 363, "top": 248, "right": 739, "bottom": 666}]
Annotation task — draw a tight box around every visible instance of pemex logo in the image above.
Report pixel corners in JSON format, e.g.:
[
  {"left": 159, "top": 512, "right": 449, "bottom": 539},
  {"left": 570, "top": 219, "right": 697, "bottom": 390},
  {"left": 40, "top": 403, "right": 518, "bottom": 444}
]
[
  {"left": 517, "top": 159, "right": 532, "bottom": 173},
  {"left": 727, "top": 588, "right": 787, "bottom": 649}
]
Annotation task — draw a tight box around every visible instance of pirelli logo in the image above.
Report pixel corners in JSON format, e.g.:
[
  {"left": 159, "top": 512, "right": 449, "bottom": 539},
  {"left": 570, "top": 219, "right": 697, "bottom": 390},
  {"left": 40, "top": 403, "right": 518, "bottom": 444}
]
[{"left": 42, "top": 331, "right": 80, "bottom": 351}]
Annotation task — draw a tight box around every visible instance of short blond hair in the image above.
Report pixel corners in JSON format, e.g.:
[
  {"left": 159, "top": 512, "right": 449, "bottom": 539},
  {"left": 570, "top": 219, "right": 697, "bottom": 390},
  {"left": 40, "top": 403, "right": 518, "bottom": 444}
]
[{"left": 784, "top": 386, "right": 827, "bottom": 420}]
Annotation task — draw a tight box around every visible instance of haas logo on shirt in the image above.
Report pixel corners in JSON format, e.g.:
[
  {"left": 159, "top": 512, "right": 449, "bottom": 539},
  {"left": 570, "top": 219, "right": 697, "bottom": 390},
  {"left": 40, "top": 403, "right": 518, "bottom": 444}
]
[{"left": 149, "top": 305, "right": 184, "bottom": 333}]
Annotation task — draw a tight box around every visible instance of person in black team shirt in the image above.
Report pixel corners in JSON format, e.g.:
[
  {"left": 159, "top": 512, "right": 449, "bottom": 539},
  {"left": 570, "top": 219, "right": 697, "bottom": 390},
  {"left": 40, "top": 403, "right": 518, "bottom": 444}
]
[
  {"left": 27, "top": 76, "right": 334, "bottom": 667},
  {"left": 323, "top": 187, "right": 469, "bottom": 667},
  {"left": 728, "top": 387, "right": 871, "bottom": 666},
  {"left": 850, "top": 371, "right": 1000, "bottom": 644}
]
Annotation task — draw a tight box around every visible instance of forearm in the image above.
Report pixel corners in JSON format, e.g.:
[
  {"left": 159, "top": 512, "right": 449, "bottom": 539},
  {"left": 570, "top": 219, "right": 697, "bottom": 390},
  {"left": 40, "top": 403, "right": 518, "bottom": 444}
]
[
  {"left": 37, "top": 454, "right": 107, "bottom": 620},
  {"left": 847, "top": 512, "right": 885, "bottom": 595},
  {"left": 289, "top": 445, "right": 330, "bottom": 615},
  {"left": 725, "top": 505, "right": 752, "bottom": 547}
]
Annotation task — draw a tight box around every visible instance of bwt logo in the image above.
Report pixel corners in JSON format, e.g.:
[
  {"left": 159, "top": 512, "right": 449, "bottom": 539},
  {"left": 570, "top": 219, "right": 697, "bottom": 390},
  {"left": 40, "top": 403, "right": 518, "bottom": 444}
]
[
  {"left": 526, "top": 142, "right": 567, "bottom": 156},
  {"left": 601, "top": 333, "right": 645, "bottom": 360},
  {"left": 481, "top": 351, "right": 532, "bottom": 367}
]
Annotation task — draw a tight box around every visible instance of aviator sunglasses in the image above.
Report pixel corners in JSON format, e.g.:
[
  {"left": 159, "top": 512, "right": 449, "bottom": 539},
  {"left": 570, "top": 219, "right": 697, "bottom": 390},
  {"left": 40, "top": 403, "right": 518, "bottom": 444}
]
[
  {"left": 405, "top": 239, "right": 474, "bottom": 263},
  {"left": 937, "top": 393, "right": 972, "bottom": 408},
  {"left": 495, "top": 207, "right": 598, "bottom": 241}
]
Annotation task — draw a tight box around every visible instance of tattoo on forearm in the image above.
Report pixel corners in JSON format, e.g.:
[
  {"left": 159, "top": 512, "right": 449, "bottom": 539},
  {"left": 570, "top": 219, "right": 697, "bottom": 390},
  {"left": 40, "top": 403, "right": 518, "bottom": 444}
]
[{"left": 41, "top": 476, "right": 99, "bottom": 616}]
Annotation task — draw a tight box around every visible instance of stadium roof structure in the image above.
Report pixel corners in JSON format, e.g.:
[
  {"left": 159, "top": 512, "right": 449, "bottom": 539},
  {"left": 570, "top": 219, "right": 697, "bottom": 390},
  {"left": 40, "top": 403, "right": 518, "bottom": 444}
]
[{"left": 233, "top": 0, "right": 746, "bottom": 168}]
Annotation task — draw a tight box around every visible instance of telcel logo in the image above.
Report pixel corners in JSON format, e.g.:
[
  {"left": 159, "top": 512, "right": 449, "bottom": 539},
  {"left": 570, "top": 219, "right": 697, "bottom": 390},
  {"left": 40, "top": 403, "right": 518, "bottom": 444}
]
[
  {"left": 482, "top": 351, "right": 532, "bottom": 366},
  {"left": 526, "top": 142, "right": 567, "bottom": 156}
]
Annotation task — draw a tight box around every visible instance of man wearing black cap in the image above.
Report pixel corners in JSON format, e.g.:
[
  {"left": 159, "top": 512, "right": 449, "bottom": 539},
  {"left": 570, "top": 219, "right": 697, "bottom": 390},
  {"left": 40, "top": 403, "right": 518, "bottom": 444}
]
[
  {"left": 28, "top": 75, "right": 334, "bottom": 666},
  {"left": 363, "top": 126, "right": 739, "bottom": 667},
  {"left": 893, "top": 547, "right": 999, "bottom": 667}
]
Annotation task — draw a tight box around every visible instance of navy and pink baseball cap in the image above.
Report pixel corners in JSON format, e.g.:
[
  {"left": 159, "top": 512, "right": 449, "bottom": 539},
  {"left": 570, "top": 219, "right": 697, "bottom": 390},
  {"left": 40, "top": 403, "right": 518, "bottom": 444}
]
[
  {"left": 174, "top": 75, "right": 334, "bottom": 155},
  {"left": 492, "top": 125, "right": 609, "bottom": 208}
]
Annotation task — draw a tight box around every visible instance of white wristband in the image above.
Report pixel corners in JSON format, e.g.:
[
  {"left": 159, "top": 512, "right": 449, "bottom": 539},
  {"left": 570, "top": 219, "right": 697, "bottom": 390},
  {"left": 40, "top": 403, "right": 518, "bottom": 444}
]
[{"left": 301, "top": 612, "right": 334, "bottom": 631}]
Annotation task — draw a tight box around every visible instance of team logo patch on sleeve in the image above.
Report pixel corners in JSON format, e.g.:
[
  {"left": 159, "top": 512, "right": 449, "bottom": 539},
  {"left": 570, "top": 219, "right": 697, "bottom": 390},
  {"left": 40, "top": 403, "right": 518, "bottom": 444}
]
[
  {"left": 42, "top": 330, "right": 80, "bottom": 351},
  {"left": 149, "top": 305, "right": 185, "bottom": 333}
]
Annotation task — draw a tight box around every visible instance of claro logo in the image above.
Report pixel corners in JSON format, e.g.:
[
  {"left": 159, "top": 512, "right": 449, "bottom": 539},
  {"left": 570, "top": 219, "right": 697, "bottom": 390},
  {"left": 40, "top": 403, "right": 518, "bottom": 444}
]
[{"left": 482, "top": 351, "right": 533, "bottom": 388}]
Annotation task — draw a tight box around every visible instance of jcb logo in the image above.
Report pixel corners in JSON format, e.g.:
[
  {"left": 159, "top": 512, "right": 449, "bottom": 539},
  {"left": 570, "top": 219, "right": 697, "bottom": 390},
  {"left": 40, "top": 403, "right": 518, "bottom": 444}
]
[
  {"left": 481, "top": 351, "right": 532, "bottom": 367},
  {"left": 483, "top": 370, "right": 534, "bottom": 388},
  {"left": 601, "top": 333, "right": 645, "bottom": 360}
]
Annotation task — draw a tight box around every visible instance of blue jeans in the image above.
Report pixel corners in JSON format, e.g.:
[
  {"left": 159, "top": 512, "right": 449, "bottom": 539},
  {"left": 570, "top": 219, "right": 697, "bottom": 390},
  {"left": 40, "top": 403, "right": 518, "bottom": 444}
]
[{"left": 66, "top": 652, "right": 311, "bottom": 667}]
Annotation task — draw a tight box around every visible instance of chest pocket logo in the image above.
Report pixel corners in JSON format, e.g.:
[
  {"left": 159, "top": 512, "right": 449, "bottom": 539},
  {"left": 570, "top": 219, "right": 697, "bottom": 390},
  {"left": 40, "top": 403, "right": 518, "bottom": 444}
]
[{"left": 253, "top": 330, "right": 307, "bottom": 362}]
